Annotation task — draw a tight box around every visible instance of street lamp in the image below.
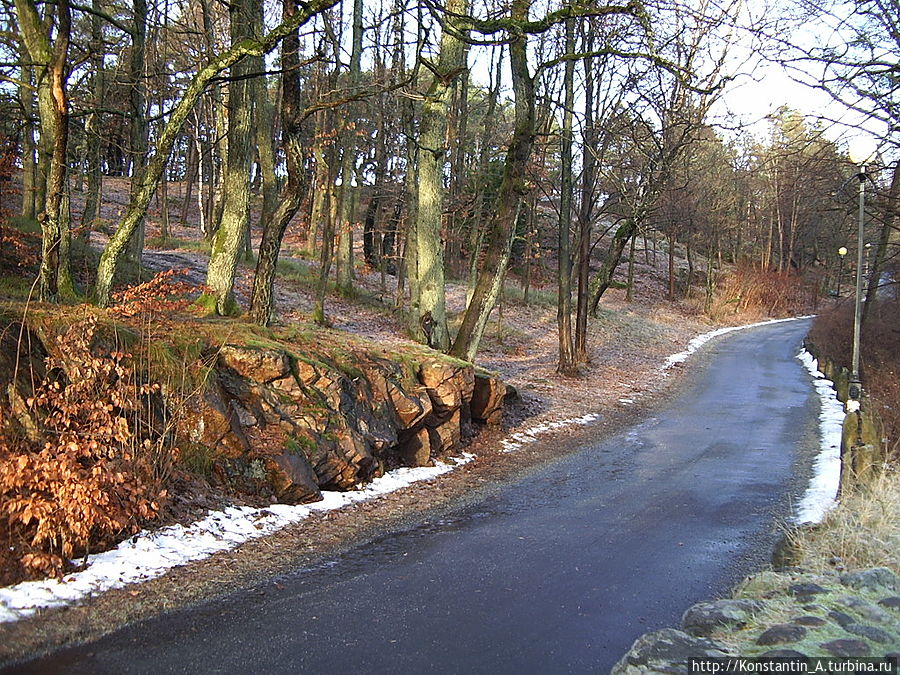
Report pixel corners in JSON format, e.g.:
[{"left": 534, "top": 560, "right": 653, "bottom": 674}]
[
  {"left": 846, "top": 136, "right": 878, "bottom": 411},
  {"left": 837, "top": 246, "right": 848, "bottom": 296}
]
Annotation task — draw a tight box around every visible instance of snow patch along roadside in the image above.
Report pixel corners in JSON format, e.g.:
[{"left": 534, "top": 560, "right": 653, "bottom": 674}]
[
  {"left": 0, "top": 455, "right": 473, "bottom": 623},
  {"left": 793, "top": 350, "right": 844, "bottom": 525},
  {"left": 500, "top": 414, "right": 601, "bottom": 453},
  {"left": 661, "top": 316, "right": 815, "bottom": 371}
]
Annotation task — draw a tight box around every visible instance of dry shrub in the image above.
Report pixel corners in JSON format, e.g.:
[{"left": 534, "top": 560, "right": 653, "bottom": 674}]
[
  {"left": 110, "top": 268, "right": 201, "bottom": 318},
  {"left": 808, "top": 300, "right": 900, "bottom": 460},
  {"left": 710, "top": 265, "right": 815, "bottom": 320},
  {"left": 0, "top": 226, "right": 40, "bottom": 273},
  {"left": 792, "top": 470, "right": 899, "bottom": 573},
  {"left": 0, "top": 316, "right": 169, "bottom": 581}
]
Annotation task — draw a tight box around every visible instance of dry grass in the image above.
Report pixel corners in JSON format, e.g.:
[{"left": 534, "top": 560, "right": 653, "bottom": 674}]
[
  {"left": 791, "top": 470, "right": 900, "bottom": 574},
  {"left": 708, "top": 265, "right": 817, "bottom": 321}
]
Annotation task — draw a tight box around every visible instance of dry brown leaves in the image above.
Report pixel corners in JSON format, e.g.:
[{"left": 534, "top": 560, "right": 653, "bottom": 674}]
[
  {"left": 0, "top": 317, "right": 169, "bottom": 580},
  {"left": 110, "top": 268, "right": 204, "bottom": 319}
]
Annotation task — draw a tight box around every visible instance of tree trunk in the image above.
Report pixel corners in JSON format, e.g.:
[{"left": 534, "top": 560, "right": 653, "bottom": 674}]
[
  {"left": 125, "top": 0, "right": 149, "bottom": 268},
  {"left": 668, "top": 231, "right": 676, "bottom": 300},
  {"left": 180, "top": 130, "right": 198, "bottom": 226},
  {"left": 252, "top": 15, "right": 278, "bottom": 227},
  {"left": 446, "top": 70, "right": 470, "bottom": 276},
  {"left": 450, "top": 0, "right": 534, "bottom": 362},
  {"left": 685, "top": 239, "right": 694, "bottom": 297},
  {"left": 556, "top": 16, "right": 576, "bottom": 376},
  {"left": 574, "top": 31, "right": 595, "bottom": 362},
  {"left": 465, "top": 50, "right": 503, "bottom": 306},
  {"left": 80, "top": 5, "right": 104, "bottom": 232},
  {"left": 402, "top": 101, "right": 419, "bottom": 321},
  {"left": 306, "top": 141, "right": 328, "bottom": 257},
  {"left": 199, "top": 0, "right": 226, "bottom": 242},
  {"left": 16, "top": 0, "right": 73, "bottom": 301},
  {"left": 335, "top": 0, "right": 364, "bottom": 295},
  {"left": 312, "top": 177, "right": 336, "bottom": 325},
  {"left": 704, "top": 246, "right": 716, "bottom": 314},
  {"left": 588, "top": 219, "right": 637, "bottom": 315},
  {"left": 411, "top": 0, "right": 469, "bottom": 350},
  {"left": 205, "top": 0, "right": 256, "bottom": 315},
  {"left": 626, "top": 231, "right": 636, "bottom": 302},
  {"left": 18, "top": 59, "right": 39, "bottom": 220},
  {"left": 863, "top": 161, "right": 900, "bottom": 321},
  {"left": 363, "top": 116, "right": 388, "bottom": 269},
  {"left": 249, "top": 0, "right": 306, "bottom": 327}
]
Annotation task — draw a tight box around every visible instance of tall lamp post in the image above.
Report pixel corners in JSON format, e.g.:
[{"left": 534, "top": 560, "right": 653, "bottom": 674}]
[
  {"left": 837, "top": 246, "right": 847, "bottom": 296},
  {"left": 847, "top": 136, "right": 878, "bottom": 411}
]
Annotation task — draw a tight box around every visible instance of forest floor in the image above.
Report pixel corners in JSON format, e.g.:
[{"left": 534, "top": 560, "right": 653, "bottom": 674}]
[{"left": 0, "top": 176, "right": 821, "bottom": 663}]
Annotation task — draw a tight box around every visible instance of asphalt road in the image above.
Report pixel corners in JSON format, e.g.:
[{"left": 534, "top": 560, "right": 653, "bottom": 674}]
[{"left": 12, "top": 318, "right": 822, "bottom": 674}]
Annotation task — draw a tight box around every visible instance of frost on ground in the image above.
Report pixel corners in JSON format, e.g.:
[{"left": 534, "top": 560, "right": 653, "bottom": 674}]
[
  {"left": 0, "top": 455, "right": 473, "bottom": 623},
  {"left": 793, "top": 349, "right": 844, "bottom": 525}
]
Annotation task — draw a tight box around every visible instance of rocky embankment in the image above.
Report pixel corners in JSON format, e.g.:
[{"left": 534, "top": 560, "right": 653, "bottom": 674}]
[
  {"left": 613, "top": 567, "right": 900, "bottom": 672},
  {"left": 0, "top": 315, "right": 512, "bottom": 507},
  {"left": 178, "top": 343, "right": 512, "bottom": 503}
]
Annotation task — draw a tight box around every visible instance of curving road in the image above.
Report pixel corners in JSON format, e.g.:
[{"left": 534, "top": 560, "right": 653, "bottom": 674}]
[{"left": 10, "top": 319, "right": 822, "bottom": 674}]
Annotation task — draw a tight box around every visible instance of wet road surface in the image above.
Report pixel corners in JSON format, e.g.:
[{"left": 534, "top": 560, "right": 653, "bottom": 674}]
[{"left": 12, "top": 319, "right": 821, "bottom": 674}]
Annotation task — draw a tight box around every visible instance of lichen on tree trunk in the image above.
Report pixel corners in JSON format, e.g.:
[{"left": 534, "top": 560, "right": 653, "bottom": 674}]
[
  {"left": 409, "top": 0, "right": 469, "bottom": 351},
  {"left": 205, "top": 0, "right": 256, "bottom": 316}
]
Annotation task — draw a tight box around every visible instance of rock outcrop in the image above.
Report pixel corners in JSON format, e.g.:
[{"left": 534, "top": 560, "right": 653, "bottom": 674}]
[
  {"left": 0, "top": 315, "right": 510, "bottom": 507},
  {"left": 176, "top": 344, "right": 508, "bottom": 504}
]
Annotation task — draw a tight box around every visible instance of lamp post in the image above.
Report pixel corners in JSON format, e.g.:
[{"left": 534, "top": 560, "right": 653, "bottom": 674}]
[
  {"left": 837, "top": 246, "right": 847, "bottom": 296},
  {"left": 846, "top": 136, "right": 878, "bottom": 410}
]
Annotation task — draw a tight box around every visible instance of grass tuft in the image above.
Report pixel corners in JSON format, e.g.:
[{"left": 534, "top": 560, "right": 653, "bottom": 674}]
[{"left": 791, "top": 470, "right": 900, "bottom": 574}]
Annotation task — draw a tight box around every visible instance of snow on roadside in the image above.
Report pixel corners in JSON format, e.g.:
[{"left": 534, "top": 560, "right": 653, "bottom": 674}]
[
  {"left": 793, "top": 350, "right": 844, "bottom": 525},
  {"left": 0, "top": 455, "right": 473, "bottom": 623},
  {"left": 661, "top": 316, "right": 815, "bottom": 371},
  {"left": 500, "top": 414, "right": 601, "bottom": 453},
  {"left": 658, "top": 315, "right": 841, "bottom": 523}
]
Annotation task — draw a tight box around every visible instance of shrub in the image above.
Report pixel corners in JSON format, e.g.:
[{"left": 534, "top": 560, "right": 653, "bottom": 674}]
[
  {"left": 0, "top": 317, "right": 170, "bottom": 581},
  {"left": 709, "top": 265, "right": 816, "bottom": 320}
]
